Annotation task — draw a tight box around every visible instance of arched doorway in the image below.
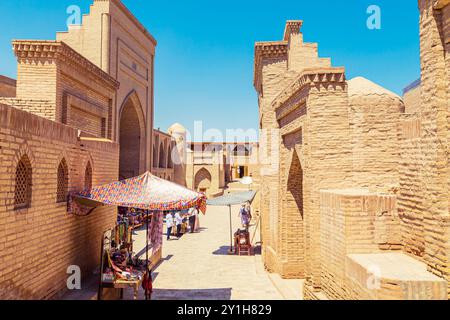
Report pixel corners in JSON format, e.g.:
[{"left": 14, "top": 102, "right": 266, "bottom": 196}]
[
  {"left": 283, "top": 149, "right": 305, "bottom": 276},
  {"left": 167, "top": 145, "right": 173, "bottom": 169},
  {"left": 194, "top": 168, "right": 212, "bottom": 193},
  {"left": 159, "top": 142, "right": 166, "bottom": 168},
  {"left": 152, "top": 144, "right": 158, "bottom": 169},
  {"left": 119, "top": 91, "right": 145, "bottom": 180},
  {"left": 287, "top": 150, "right": 303, "bottom": 218}
]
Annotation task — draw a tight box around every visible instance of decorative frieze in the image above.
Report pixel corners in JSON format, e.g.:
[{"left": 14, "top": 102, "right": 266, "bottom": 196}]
[
  {"left": 272, "top": 68, "right": 346, "bottom": 111},
  {"left": 253, "top": 41, "right": 288, "bottom": 92}
]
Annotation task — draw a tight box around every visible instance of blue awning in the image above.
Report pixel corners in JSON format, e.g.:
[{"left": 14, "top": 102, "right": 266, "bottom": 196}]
[{"left": 206, "top": 190, "right": 257, "bottom": 206}]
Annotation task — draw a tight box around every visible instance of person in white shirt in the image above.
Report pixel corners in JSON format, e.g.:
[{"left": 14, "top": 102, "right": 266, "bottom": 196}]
[
  {"left": 174, "top": 211, "right": 183, "bottom": 238},
  {"left": 165, "top": 212, "right": 174, "bottom": 241}
]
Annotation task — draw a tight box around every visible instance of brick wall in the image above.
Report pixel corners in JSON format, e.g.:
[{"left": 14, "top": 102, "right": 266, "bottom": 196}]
[
  {"left": 16, "top": 60, "right": 58, "bottom": 117},
  {"left": 278, "top": 132, "right": 305, "bottom": 277},
  {"left": 0, "top": 98, "right": 55, "bottom": 120},
  {"left": 414, "top": 0, "right": 450, "bottom": 297},
  {"left": 320, "top": 189, "right": 400, "bottom": 299},
  {"left": 398, "top": 115, "right": 426, "bottom": 259},
  {"left": 403, "top": 81, "right": 421, "bottom": 114},
  {"left": 303, "top": 84, "right": 354, "bottom": 289},
  {"left": 0, "top": 103, "right": 119, "bottom": 299},
  {"left": 258, "top": 57, "right": 289, "bottom": 274},
  {"left": 12, "top": 41, "right": 118, "bottom": 140},
  {"left": 57, "top": 0, "right": 156, "bottom": 172},
  {"left": 0, "top": 75, "right": 16, "bottom": 98},
  {"left": 348, "top": 79, "right": 404, "bottom": 192}
]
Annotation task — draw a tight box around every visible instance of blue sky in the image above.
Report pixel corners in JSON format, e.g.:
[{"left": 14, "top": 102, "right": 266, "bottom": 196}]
[{"left": 0, "top": 0, "right": 419, "bottom": 140}]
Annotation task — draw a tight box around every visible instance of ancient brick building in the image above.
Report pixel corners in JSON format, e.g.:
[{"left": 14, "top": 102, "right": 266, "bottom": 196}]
[
  {"left": 152, "top": 129, "right": 175, "bottom": 181},
  {"left": 185, "top": 140, "right": 260, "bottom": 197},
  {"left": 56, "top": 0, "right": 156, "bottom": 180},
  {"left": 0, "top": 0, "right": 159, "bottom": 299},
  {"left": 254, "top": 0, "right": 450, "bottom": 300}
]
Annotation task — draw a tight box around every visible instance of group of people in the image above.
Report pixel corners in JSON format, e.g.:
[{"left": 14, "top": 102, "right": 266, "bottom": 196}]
[{"left": 165, "top": 206, "right": 200, "bottom": 240}]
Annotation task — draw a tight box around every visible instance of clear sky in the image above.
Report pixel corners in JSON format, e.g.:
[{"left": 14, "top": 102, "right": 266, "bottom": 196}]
[{"left": 0, "top": 0, "right": 420, "bottom": 141}]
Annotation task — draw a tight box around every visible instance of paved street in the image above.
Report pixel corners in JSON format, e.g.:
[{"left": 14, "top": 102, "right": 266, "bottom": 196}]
[
  {"left": 130, "top": 205, "right": 283, "bottom": 300},
  {"left": 62, "top": 204, "right": 291, "bottom": 300}
]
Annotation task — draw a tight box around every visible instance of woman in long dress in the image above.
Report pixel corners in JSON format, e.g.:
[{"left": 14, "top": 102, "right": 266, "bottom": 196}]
[
  {"left": 188, "top": 206, "right": 200, "bottom": 233},
  {"left": 194, "top": 207, "right": 200, "bottom": 232}
]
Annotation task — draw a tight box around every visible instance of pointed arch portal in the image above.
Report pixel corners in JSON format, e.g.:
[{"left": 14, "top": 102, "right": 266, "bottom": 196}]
[
  {"left": 195, "top": 168, "right": 212, "bottom": 193},
  {"left": 119, "top": 91, "right": 146, "bottom": 180}
]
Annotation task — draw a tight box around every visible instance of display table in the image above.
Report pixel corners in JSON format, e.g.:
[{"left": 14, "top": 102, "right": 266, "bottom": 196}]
[
  {"left": 113, "top": 278, "right": 142, "bottom": 300},
  {"left": 100, "top": 252, "right": 146, "bottom": 300}
]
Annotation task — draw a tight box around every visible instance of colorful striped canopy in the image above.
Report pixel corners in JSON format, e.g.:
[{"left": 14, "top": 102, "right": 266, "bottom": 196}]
[{"left": 72, "top": 171, "right": 207, "bottom": 213}]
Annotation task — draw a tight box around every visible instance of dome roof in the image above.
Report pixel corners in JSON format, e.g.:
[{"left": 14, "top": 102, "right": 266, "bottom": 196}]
[
  {"left": 347, "top": 77, "right": 401, "bottom": 99},
  {"left": 168, "top": 123, "right": 186, "bottom": 133}
]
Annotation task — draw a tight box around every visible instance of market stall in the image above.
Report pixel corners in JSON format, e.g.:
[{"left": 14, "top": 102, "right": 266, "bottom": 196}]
[
  {"left": 206, "top": 190, "right": 257, "bottom": 255},
  {"left": 68, "top": 171, "right": 207, "bottom": 300}
]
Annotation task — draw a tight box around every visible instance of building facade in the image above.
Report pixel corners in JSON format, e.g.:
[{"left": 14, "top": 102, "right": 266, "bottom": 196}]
[
  {"left": 185, "top": 141, "right": 259, "bottom": 197},
  {"left": 254, "top": 0, "right": 450, "bottom": 300},
  {"left": 56, "top": 0, "right": 156, "bottom": 180},
  {"left": 160, "top": 122, "right": 260, "bottom": 197},
  {"left": 0, "top": 0, "right": 159, "bottom": 299},
  {"left": 152, "top": 129, "right": 175, "bottom": 181}
]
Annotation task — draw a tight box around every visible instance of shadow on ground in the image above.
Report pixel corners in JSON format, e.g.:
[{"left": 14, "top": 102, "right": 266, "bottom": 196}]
[
  {"left": 152, "top": 288, "right": 232, "bottom": 300},
  {"left": 212, "top": 245, "right": 262, "bottom": 256},
  {"left": 212, "top": 246, "right": 232, "bottom": 255}
]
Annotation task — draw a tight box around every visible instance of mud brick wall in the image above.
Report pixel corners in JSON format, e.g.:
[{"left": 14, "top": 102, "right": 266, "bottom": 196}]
[
  {"left": 0, "top": 103, "right": 119, "bottom": 299},
  {"left": 320, "top": 190, "right": 399, "bottom": 300},
  {"left": 403, "top": 83, "right": 421, "bottom": 114},
  {"left": 0, "top": 76, "right": 16, "bottom": 98},
  {"left": 348, "top": 88, "right": 404, "bottom": 191},
  {"left": 414, "top": 0, "right": 450, "bottom": 297},
  {"left": 303, "top": 84, "right": 353, "bottom": 289},
  {"left": 278, "top": 130, "right": 305, "bottom": 278},
  {"left": 398, "top": 115, "right": 426, "bottom": 259},
  {"left": 258, "top": 56, "right": 297, "bottom": 274}
]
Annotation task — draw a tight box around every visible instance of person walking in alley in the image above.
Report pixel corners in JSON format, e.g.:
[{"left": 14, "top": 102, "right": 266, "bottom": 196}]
[
  {"left": 165, "top": 212, "right": 174, "bottom": 241},
  {"left": 174, "top": 211, "right": 183, "bottom": 238},
  {"left": 245, "top": 201, "right": 252, "bottom": 224},
  {"left": 239, "top": 203, "right": 252, "bottom": 231}
]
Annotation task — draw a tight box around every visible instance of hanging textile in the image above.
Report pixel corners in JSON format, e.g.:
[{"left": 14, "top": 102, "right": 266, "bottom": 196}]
[
  {"left": 67, "top": 192, "right": 98, "bottom": 216},
  {"left": 148, "top": 211, "right": 163, "bottom": 254}
]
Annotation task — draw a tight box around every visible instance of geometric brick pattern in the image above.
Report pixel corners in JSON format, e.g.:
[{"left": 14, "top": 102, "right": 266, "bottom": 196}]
[
  {"left": 56, "top": 159, "right": 69, "bottom": 203},
  {"left": 14, "top": 155, "right": 32, "bottom": 209}
]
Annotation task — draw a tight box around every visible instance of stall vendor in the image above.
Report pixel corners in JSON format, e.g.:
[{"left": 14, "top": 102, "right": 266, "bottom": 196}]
[{"left": 174, "top": 211, "right": 183, "bottom": 238}]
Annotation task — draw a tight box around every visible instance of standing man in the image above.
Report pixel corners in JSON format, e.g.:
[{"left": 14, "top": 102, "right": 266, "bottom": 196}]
[
  {"left": 165, "top": 212, "right": 174, "bottom": 241},
  {"left": 188, "top": 206, "right": 198, "bottom": 233},
  {"left": 174, "top": 211, "right": 183, "bottom": 238}
]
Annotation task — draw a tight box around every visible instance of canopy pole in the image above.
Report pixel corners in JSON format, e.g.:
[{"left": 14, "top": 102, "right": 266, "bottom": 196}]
[
  {"left": 145, "top": 209, "right": 149, "bottom": 301},
  {"left": 228, "top": 205, "right": 233, "bottom": 255}
]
